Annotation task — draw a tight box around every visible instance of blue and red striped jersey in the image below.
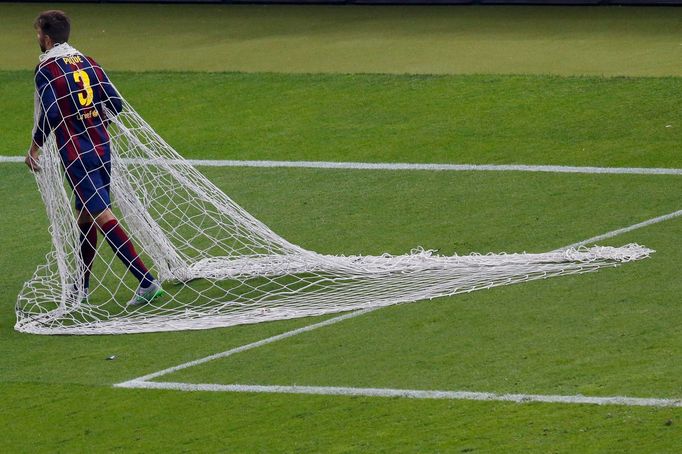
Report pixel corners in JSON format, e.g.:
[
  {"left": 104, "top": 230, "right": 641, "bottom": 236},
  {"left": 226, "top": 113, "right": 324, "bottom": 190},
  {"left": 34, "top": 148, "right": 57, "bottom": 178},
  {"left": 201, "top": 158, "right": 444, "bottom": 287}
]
[{"left": 33, "top": 52, "right": 123, "bottom": 164}]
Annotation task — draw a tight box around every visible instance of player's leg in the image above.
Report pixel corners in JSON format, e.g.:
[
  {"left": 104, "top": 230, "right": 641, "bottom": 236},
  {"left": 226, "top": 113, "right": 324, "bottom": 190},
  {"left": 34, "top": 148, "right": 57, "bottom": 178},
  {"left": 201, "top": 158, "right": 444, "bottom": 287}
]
[
  {"left": 94, "top": 208, "right": 154, "bottom": 286},
  {"left": 91, "top": 158, "right": 156, "bottom": 286},
  {"left": 77, "top": 209, "right": 97, "bottom": 297},
  {"left": 70, "top": 156, "right": 163, "bottom": 305},
  {"left": 64, "top": 159, "right": 97, "bottom": 303},
  {"left": 94, "top": 209, "right": 164, "bottom": 305}
]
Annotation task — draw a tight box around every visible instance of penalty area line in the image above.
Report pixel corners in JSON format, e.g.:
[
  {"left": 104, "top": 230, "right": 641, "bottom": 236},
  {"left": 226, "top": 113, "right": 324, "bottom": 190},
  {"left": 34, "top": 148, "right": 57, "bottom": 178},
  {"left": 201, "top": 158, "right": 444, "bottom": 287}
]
[{"left": 115, "top": 382, "right": 682, "bottom": 408}]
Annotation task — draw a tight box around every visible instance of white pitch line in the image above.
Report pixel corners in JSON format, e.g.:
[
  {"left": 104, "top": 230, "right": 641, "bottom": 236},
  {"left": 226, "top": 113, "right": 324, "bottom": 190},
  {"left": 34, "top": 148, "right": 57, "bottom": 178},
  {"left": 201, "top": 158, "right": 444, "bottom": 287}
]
[
  {"left": 182, "top": 160, "right": 682, "bottom": 175},
  {"left": 115, "top": 381, "right": 682, "bottom": 408},
  {"left": 0, "top": 156, "right": 24, "bottom": 163},
  {"left": 560, "top": 208, "right": 682, "bottom": 250},
  {"left": 2, "top": 154, "right": 682, "bottom": 175}
]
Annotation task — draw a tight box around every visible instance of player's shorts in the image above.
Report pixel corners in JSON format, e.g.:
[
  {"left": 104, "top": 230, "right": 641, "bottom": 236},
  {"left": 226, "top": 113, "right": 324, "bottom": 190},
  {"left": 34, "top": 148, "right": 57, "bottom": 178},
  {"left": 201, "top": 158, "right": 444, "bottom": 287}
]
[{"left": 63, "top": 151, "right": 112, "bottom": 214}]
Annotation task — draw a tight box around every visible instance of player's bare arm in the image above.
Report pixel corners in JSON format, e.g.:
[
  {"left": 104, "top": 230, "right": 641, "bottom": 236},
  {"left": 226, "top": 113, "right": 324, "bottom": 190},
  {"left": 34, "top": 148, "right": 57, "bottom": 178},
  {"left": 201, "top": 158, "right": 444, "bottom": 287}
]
[{"left": 25, "top": 142, "right": 41, "bottom": 172}]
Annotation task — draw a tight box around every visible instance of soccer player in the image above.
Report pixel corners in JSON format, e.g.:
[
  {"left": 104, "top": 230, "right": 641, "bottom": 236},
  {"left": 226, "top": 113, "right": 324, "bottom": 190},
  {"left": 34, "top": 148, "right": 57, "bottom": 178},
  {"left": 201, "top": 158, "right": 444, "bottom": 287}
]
[{"left": 25, "top": 10, "right": 164, "bottom": 306}]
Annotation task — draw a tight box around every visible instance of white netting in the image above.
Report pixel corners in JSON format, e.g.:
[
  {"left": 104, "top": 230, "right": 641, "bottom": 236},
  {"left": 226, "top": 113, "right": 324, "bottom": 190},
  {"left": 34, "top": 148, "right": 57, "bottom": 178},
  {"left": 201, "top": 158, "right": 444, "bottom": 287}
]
[{"left": 16, "top": 45, "right": 653, "bottom": 335}]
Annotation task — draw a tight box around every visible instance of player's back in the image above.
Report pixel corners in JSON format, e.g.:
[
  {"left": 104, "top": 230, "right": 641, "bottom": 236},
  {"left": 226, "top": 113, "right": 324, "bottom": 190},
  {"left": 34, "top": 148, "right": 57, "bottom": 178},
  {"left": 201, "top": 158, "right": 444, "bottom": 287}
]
[{"left": 35, "top": 52, "right": 122, "bottom": 164}]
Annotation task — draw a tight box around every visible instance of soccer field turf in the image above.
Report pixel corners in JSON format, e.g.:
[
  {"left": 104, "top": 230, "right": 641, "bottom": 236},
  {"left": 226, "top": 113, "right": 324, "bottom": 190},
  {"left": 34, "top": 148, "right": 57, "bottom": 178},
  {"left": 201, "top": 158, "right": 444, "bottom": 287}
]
[{"left": 2, "top": 3, "right": 682, "bottom": 452}]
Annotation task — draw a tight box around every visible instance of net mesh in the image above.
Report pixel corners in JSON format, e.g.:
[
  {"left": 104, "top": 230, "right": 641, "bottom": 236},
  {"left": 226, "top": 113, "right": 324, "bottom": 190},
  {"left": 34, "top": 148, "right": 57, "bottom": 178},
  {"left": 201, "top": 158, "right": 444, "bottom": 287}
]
[{"left": 16, "top": 44, "right": 653, "bottom": 335}]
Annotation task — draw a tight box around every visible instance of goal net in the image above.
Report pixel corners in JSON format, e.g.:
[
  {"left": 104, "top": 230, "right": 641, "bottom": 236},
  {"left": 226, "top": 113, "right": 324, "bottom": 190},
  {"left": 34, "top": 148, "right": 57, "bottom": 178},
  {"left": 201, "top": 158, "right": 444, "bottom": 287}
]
[{"left": 16, "top": 45, "right": 653, "bottom": 335}]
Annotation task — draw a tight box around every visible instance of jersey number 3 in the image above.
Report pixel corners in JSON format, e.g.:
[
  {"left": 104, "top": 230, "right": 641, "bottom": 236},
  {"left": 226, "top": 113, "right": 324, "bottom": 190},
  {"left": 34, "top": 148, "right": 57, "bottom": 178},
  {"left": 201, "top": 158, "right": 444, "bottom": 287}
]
[{"left": 73, "top": 70, "right": 94, "bottom": 107}]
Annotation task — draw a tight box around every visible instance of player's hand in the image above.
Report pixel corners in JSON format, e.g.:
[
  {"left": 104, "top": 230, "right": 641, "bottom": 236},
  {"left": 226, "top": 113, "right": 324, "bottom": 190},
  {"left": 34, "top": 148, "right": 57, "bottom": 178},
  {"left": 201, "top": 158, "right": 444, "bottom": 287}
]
[{"left": 25, "top": 152, "right": 41, "bottom": 172}]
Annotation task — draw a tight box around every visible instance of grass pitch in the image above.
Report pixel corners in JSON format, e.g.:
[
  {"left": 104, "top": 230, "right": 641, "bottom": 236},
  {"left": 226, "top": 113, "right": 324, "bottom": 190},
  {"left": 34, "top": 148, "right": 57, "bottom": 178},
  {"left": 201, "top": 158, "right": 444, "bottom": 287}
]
[
  {"left": 3, "top": 165, "right": 682, "bottom": 452},
  {"left": 3, "top": 71, "right": 682, "bottom": 168},
  {"left": 4, "top": 3, "right": 682, "bottom": 77},
  {"left": 2, "top": 3, "right": 682, "bottom": 453}
]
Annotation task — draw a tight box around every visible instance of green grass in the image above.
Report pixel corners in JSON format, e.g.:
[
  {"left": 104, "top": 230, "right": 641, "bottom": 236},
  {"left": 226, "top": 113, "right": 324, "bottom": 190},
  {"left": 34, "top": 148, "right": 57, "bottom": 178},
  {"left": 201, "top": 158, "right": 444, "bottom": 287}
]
[
  {"left": 5, "top": 382, "right": 682, "bottom": 453},
  {"left": 4, "top": 3, "right": 682, "bottom": 76},
  {"left": 3, "top": 3, "right": 682, "bottom": 453},
  {"left": 2, "top": 163, "right": 682, "bottom": 451},
  {"left": 4, "top": 383, "right": 679, "bottom": 453},
  {"left": 4, "top": 71, "right": 682, "bottom": 168}
]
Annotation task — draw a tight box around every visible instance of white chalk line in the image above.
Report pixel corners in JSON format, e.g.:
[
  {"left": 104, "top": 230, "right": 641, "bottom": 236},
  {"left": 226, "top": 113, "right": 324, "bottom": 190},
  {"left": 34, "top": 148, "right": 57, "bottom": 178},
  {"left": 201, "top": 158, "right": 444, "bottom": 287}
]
[
  {"left": 2, "top": 155, "right": 682, "bottom": 175},
  {"left": 559, "top": 208, "right": 682, "bottom": 250},
  {"left": 114, "top": 207, "right": 682, "bottom": 407},
  {"left": 115, "top": 382, "right": 682, "bottom": 408}
]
